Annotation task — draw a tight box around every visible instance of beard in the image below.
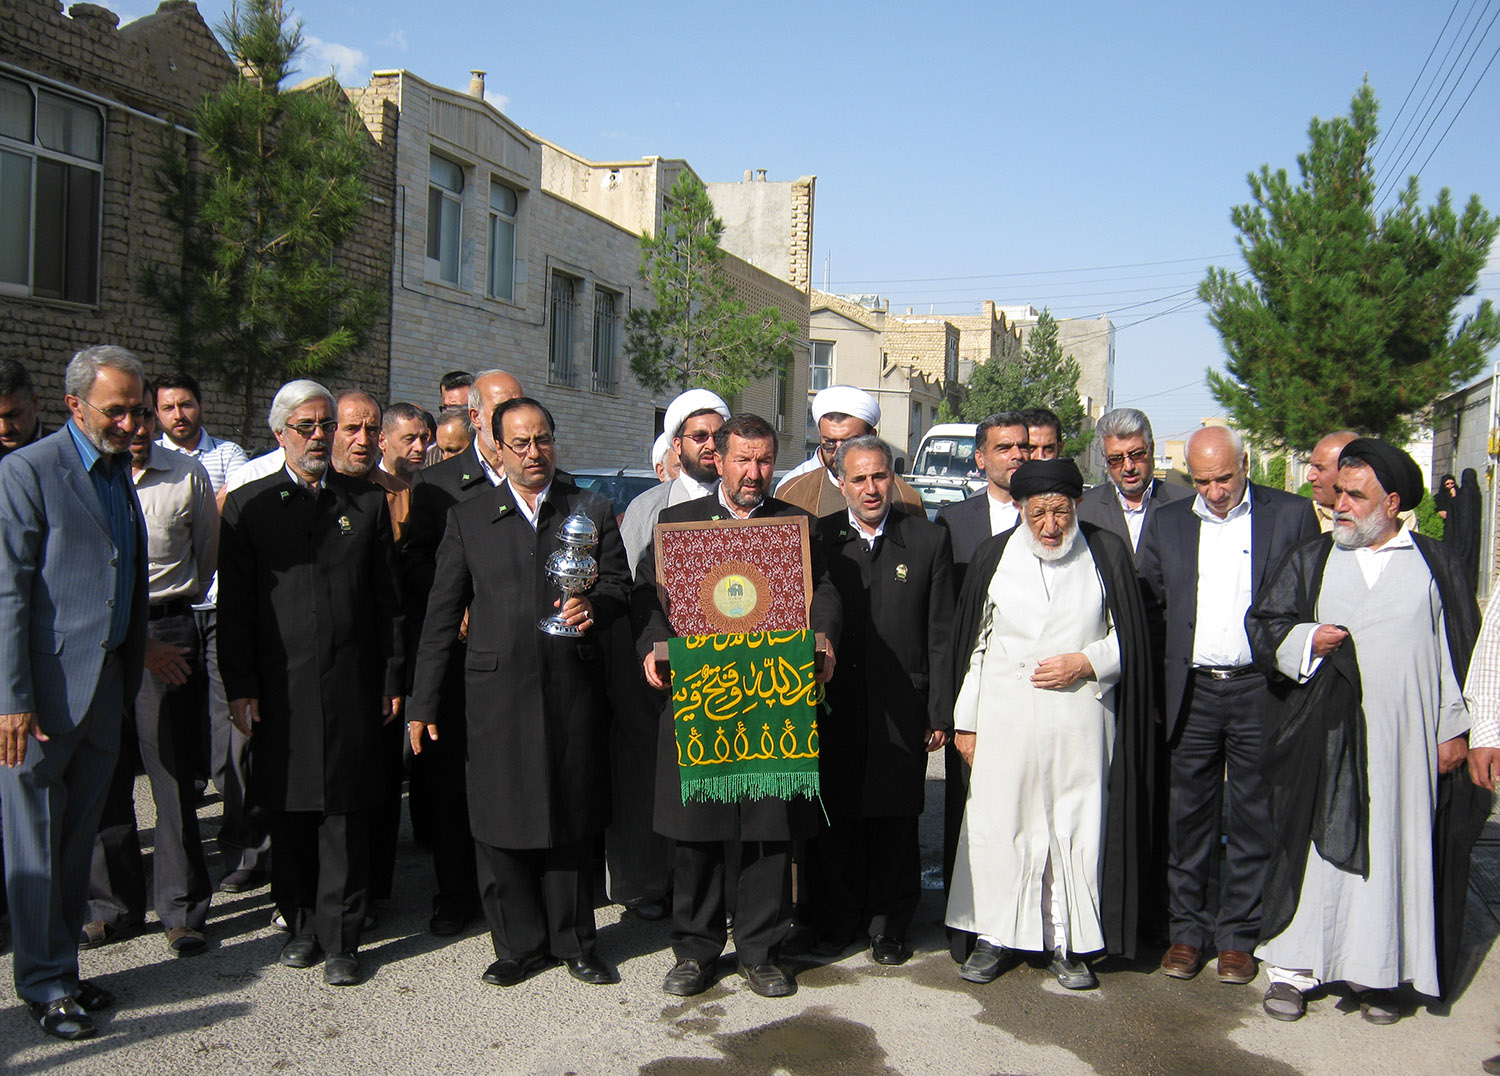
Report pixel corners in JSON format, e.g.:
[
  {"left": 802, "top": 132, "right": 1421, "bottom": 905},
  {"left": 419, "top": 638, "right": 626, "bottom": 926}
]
[
  {"left": 1019, "top": 516, "right": 1080, "bottom": 563},
  {"left": 1332, "top": 510, "right": 1392, "bottom": 549},
  {"left": 680, "top": 449, "right": 717, "bottom": 485}
]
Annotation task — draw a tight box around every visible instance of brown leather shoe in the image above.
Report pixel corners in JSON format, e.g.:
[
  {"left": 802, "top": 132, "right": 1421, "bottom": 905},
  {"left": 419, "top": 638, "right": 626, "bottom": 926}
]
[
  {"left": 1216, "top": 949, "right": 1255, "bottom": 984},
  {"left": 1160, "top": 943, "right": 1203, "bottom": 979}
]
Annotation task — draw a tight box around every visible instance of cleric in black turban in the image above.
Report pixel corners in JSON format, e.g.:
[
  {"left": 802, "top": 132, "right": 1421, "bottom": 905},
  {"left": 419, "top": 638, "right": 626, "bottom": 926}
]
[
  {"left": 1009, "top": 458, "right": 1085, "bottom": 501},
  {"left": 1338, "top": 438, "right": 1424, "bottom": 511}
]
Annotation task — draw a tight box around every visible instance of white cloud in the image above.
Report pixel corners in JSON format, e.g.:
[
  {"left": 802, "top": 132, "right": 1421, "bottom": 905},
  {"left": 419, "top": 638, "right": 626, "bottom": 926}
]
[
  {"left": 382, "top": 29, "right": 408, "bottom": 50},
  {"left": 484, "top": 89, "right": 510, "bottom": 114},
  {"left": 302, "top": 35, "right": 367, "bottom": 83}
]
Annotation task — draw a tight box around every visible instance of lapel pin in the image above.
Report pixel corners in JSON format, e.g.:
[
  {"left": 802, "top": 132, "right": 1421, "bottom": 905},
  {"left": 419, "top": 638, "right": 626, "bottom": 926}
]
[
  {"left": 279, "top": 490, "right": 290, "bottom": 501},
  {"left": 337, "top": 515, "right": 353, "bottom": 535},
  {"left": 895, "top": 564, "right": 909, "bottom": 582}
]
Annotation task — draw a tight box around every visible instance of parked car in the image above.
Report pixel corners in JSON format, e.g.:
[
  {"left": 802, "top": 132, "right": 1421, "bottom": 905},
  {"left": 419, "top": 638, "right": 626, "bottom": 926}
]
[
  {"left": 570, "top": 468, "right": 660, "bottom": 523},
  {"left": 904, "top": 422, "right": 984, "bottom": 512}
]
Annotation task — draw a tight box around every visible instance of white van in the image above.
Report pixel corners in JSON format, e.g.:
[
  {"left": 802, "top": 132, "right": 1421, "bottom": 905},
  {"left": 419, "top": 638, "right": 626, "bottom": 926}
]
[{"left": 905, "top": 422, "right": 985, "bottom": 511}]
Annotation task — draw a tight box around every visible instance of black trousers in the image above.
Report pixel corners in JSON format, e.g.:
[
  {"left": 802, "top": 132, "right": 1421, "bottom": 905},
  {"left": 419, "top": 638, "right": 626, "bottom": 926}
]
[
  {"left": 474, "top": 838, "right": 596, "bottom": 961},
  {"left": 202, "top": 610, "right": 270, "bottom": 875},
  {"left": 1166, "top": 670, "right": 1272, "bottom": 953},
  {"left": 88, "top": 613, "right": 212, "bottom": 933},
  {"left": 406, "top": 707, "right": 478, "bottom": 912},
  {"left": 672, "top": 839, "right": 791, "bottom": 968},
  {"left": 806, "top": 815, "right": 919, "bottom": 943},
  {"left": 367, "top": 719, "right": 405, "bottom": 902},
  {"left": 269, "top": 809, "right": 369, "bottom": 955}
]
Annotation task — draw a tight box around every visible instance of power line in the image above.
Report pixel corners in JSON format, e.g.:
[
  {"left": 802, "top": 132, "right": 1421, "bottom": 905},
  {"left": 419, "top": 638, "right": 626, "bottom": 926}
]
[
  {"left": 822, "top": 253, "right": 1236, "bottom": 287},
  {"left": 1373, "top": 0, "right": 1469, "bottom": 175},
  {"left": 1408, "top": 34, "right": 1500, "bottom": 183}
]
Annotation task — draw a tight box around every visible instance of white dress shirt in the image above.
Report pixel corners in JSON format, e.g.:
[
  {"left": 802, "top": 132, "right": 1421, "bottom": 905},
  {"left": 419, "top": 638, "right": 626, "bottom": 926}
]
[
  {"left": 988, "top": 492, "right": 1020, "bottom": 536},
  {"left": 1115, "top": 482, "right": 1154, "bottom": 551},
  {"left": 507, "top": 479, "right": 552, "bottom": 529},
  {"left": 1190, "top": 485, "right": 1254, "bottom": 667}
]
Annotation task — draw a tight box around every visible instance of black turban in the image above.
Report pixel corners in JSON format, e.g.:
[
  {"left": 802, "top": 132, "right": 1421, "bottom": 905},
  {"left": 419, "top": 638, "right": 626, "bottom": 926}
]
[
  {"left": 1338, "top": 437, "right": 1424, "bottom": 511},
  {"left": 1010, "top": 458, "right": 1085, "bottom": 500}
]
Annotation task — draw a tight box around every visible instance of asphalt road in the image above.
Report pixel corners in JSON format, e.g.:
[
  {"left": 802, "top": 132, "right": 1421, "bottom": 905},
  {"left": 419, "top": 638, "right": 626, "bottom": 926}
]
[{"left": 3, "top": 758, "right": 1498, "bottom": 1076}]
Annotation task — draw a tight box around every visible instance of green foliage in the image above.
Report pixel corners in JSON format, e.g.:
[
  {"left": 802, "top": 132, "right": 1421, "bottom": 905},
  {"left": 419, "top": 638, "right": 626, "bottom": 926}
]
[
  {"left": 1201, "top": 83, "right": 1500, "bottom": 452},
  {"left": 141, "top": 0, "right": 378, "bottom": 443},
  {"left": 1251, "top": 454, "right": 1288, "bottom": 490},
  {"left": 959, "top": 309, "right": 1092, "bottom": 455},
  {"left": 1415, "top": 489, "right": 1445, "bottom": 539},
  {"left": 935, "top": 398, "right": 958, "bottom": 423},
  {"left": 624, "top": 172, "right": 798, "bottom": 399}
]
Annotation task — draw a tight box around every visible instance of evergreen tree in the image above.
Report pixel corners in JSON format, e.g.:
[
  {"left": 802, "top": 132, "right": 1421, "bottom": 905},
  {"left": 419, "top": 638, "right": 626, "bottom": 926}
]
[
  {"left": 624, "top": 171, "right": 798, "bottom": 398},
  {"left": 1201, "top": 83, "right": 1500, "bottom": 451},
  {"left": 142, "top": 0, "right": 378, "bottom": 443},
  {"left": 960, "top": 309, "right": 1091, "bottom": 455}
]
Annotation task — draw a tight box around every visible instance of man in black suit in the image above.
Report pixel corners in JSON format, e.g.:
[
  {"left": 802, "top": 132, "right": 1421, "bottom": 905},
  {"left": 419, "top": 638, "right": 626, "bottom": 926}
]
[
  {"left": 218, "top": 380, "right": 405, "bottom": 988},
  {"left": 807, "top": 436, "right": 954, "bottom": 966},
  {"left": 635, "top": 414, "right": 842, "bottom": 999},
  {"left": 935, "top": 412, "right": 1030, "bottom": 584},
  {"left": 1076, "top": 408, "right": 1190, "bottom": 560},
  {"left": 1136, "top": 425, "right": 1319, "bottom": 988},
  {"left": 408, "top": 397, "right": 629, "bottom": 990},
  {"left": 402, "top": 368, "right": 522, "bottom": 936}
]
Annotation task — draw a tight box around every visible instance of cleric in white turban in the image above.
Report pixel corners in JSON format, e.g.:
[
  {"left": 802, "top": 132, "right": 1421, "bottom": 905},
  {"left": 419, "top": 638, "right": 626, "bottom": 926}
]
[
  {"left": 620, "top": 388, "right": 731, "bottom": 573},
  {"left": 776, "top": 385, "right": 923, "bottom": 517}
]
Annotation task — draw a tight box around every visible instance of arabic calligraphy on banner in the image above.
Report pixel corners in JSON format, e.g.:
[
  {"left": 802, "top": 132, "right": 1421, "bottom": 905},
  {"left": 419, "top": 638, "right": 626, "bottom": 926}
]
[{"left": 667, "top": 629, "right": 822, "bottom": 805}]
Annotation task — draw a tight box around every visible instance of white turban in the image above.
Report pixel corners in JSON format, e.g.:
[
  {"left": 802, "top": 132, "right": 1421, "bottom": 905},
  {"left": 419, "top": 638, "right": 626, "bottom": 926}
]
[
  {"left": 651, "top": 432, "right": 674, "bottom": 468},
  {"left": 812, "top": 385, "right": 879, "bottom": 428},
  {"left": 662, "top": 388, "right": 731, "bottom": 440}
]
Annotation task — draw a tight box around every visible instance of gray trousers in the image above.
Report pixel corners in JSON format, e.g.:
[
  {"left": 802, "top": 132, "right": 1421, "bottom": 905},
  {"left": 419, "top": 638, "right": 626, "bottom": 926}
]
[{"left": 0, "top": 653, "right": 125, "bottom": 1003}]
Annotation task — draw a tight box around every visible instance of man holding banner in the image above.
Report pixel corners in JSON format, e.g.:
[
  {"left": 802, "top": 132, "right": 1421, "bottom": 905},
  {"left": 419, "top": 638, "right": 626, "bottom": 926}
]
[{"left": 635, "top": 414, "right": 842, "bottom": 999}]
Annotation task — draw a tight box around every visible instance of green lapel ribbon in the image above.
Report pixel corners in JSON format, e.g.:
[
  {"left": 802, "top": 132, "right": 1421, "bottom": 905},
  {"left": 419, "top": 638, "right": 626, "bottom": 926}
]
[{"left": 667, "top": 630, "right": 822, "bottom": 805}]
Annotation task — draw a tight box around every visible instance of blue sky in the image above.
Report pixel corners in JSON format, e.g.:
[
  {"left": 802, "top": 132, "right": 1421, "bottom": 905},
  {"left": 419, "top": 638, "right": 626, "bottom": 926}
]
[{"left": 108, "top": 0, "right": 1500, "bottom": 441}]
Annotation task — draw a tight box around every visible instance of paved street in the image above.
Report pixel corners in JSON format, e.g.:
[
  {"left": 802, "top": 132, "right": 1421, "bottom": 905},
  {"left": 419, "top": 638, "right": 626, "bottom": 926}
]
[{"left": 3, "top": 758, "right": 1499, "bottom": 1076}]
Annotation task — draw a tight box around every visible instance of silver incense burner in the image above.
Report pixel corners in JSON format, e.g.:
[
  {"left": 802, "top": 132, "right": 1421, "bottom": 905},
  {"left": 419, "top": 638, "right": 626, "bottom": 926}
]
[{"left": 538, "top": 511, "right": 600, "bottom": 637}]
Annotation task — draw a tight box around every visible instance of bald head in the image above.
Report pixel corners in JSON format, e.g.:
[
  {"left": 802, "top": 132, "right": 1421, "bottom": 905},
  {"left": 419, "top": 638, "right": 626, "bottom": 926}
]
[
  {"left": 1307, "top": 430, "right": 1359, "bottom": 508},
  {"left": 1185, "top": 425, "right": 1249, "bottom": 520},
  {"left": 468, "top": 369, "right": 524, "bottom": 467}
]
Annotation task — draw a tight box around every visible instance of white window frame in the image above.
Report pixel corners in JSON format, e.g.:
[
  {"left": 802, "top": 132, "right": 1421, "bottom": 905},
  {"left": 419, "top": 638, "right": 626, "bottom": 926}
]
[
  {"left": 548, "top": 271, "right": 579, "bottom": 387},
  {"left": 486, "top": 178, "right": 517, "bottom": 301},
  {"left": 426, "top": 153, "right": 464, "bottom": 286},
  {"left": 591, "top": 286, "right": 621, "bottom": 394},
  {"left": 0, "top": 75, "right": 104, "bottom": 305},
  {"left": 809, "top": 339, "right": 833, "bottom": 392}
]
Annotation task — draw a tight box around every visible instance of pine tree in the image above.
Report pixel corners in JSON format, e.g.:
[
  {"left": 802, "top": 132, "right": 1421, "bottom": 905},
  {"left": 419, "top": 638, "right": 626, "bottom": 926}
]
[
  {"left": 1201, "top": 83, "right": 1500, "bottom": 451},
  {"left": 960, "top": 309, "right": 1091, "bottom": 455},
  {"left": 624, "top": 171, "right": 798, "bottom": 398},
  {"left": 142, "top": 0, "right": 378, "bottom": 443}
]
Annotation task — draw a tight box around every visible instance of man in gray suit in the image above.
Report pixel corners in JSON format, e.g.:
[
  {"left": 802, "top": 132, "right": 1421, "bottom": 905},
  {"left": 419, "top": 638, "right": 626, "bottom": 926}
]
[
  {"left": 0, "top": 346, "right": 149, "bottom": 1040},
  {"left": 1076, "top": 408, "right": 1190, "bottom": 559}
]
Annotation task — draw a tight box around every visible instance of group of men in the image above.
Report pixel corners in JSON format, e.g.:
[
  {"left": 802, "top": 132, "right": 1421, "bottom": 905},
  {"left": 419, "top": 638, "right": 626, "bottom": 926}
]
[{"left": 0, "top": 348, "right": 1492, "bottom": 1042}]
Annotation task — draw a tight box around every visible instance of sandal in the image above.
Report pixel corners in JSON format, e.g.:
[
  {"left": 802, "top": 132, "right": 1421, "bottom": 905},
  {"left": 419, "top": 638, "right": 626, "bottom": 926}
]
[
  {"left": 74, "top": 979, "right": 115, "bottom": 1013},
  {"left": 1262, "top": 982, "right": 1306, "bottom": 1021},
  {"left": 27, "top": 997, "right": 95, "bottom": 1041},
  {"left": 1357, "top": 987, "right": 1401, "bottom": 1025}
]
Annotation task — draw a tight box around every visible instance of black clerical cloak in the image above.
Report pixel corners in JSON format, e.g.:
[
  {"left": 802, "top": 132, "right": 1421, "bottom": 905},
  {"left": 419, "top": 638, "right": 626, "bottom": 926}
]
[
  {"left": 1246, "top": 532, "right": 1486, "bottom": 998},
  {"left": 945, "top": 521, "right": 1156, "bottom": 959}
]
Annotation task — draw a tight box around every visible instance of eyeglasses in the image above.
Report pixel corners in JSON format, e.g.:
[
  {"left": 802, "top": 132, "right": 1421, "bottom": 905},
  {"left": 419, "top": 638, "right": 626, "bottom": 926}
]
[
  {"left": 1105, "top": 448, "right": 1152, "bottom": 468},
  {"left": 81, "top": 398, "right": 152, "bottom": 423},
  {"left": 680, "top": 430, "right": 715, "bottom": 444},
  {"left": 285, "top": 420, "right": 338, "bottom": 438},
  {"left": 820, "top": 438, "right": 855, "bottom": 453},
  {"left": 502, "top": 435, "right": 556, "bottom": 456}
]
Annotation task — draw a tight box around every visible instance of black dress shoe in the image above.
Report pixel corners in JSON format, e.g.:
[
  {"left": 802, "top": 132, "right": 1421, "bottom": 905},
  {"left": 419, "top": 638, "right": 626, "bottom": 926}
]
[
  {"left": 428, "top": 900, "right": 475, "bottom": 936},
  {"left": 740, "top": 962, "right": 796, "bottom": 997},
  {"left": 870, "top": 935, "right": 912, "bottom": 966},
  {"left": 625, "top": 899, "right": 668, "bottom": 921},
  {"left": 663, "top": 958, "right": 711, "bottom": 997},
  {"left": 482, "top": 953, "right": 554, "bottom": 987},
  {"left": 218, "top": 868, "right": 268, "bottom": 893},
  {"left": 279, "top": 936, "right": 323, "bottom": 969},
  {"left": 323, "top": 952, "right": 362, "bottom": 986},
  {"left": 28, "top": 997, "right": 96, "bottom": 1041},
  {"left": 563, "top": 953, "right": 615, "bottom": 985},
  {"left": 959, "top": 939, "right": 1008, "bottom": 984},
  {"left": 74, "top": 979, "right": 115, "bottom": 1013}
]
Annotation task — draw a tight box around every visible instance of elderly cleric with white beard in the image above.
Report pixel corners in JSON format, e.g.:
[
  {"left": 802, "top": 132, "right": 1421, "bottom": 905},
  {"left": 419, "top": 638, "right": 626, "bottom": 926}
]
[{"left": 944, "top": 459, "right": 1155, "bottom": 993}]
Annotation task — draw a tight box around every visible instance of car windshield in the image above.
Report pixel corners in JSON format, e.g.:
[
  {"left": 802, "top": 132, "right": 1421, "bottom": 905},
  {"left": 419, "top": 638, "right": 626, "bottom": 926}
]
[
  {"left": 912, "top": 436, "right": 977, "bottom": 479},
  {"left": 572, "top": 473, "right": 658, "bottom": 519}
]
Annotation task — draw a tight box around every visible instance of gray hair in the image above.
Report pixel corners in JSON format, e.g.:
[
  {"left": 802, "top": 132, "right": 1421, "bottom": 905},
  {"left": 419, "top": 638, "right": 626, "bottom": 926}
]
[
  {"left": 64, "top": 345, "right": 144, "bottom": 399},
  {"left": 1095, "top": 407, "right": 1153, "bottom": 447},
  {"left": 1185, "top": 423, "right": 1245, "bottom": 459},
  {"left": 267, "top": 379, "right": 334, "bottom": 433},
  {"left": 832, "top": 434, "right": 894, "bottom": 479},
  {"left": 468, "top": 368, "right": 508, "bottom": 416}
]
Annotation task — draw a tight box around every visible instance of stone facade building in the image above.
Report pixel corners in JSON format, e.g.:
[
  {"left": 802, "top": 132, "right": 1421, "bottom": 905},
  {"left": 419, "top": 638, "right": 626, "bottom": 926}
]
[{"left": 1, "top": 0, "right": 395, "bottom": 448}]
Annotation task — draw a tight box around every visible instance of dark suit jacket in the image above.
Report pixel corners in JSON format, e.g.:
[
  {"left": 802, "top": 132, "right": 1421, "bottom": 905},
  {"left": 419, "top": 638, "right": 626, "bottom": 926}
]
[
  {"left": 0, "top": 426, "right": 148, "bottom": 730},
  {"left": 815, "top": 508, "right": 955, "bottom": 819},
  {"left": 218, "top": 470, "right": 404, "bottom": 813},
  {"left": 407, "top": 476, "right": 630, "bottom": 849},
  {"left": 1076, "top": 477, "right": 1191, "bottom": 562},
  {"left": 632, "top": 494, "right": 843, "bottom": 842},
  {"left": 936, "top": 491, "right": 1014, "bottom": 588},
  {"left": 1135, "top": 483, "right": 1320, "bottom": 737}
]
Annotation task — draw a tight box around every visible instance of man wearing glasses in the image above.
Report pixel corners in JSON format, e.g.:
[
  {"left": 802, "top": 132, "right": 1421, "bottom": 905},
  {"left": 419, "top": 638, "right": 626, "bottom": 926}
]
[
  {"left": 1077, "top": 408, "right": 1189, "bottom": 560},
  {"left": 776, "top": 385, "right": 923, "bottom": 519},
  {"left": 408, "top": 397, "right": 630, "bottom": 990},
  {"left": 0, "top": 346, "right": 150, "bottom": 1040},
  {"left": 217, "top": 380, "right": 404, "bottom": 988}
]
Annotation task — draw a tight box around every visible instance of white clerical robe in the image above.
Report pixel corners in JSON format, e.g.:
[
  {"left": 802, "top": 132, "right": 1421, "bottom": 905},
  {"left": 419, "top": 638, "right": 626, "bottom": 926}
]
[
  {"left": 945, "top": 534, "right": 1121, "bottom": 954},
  {"left": 1257, "top": 545, "right": 1468, "bottom": 996}
]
